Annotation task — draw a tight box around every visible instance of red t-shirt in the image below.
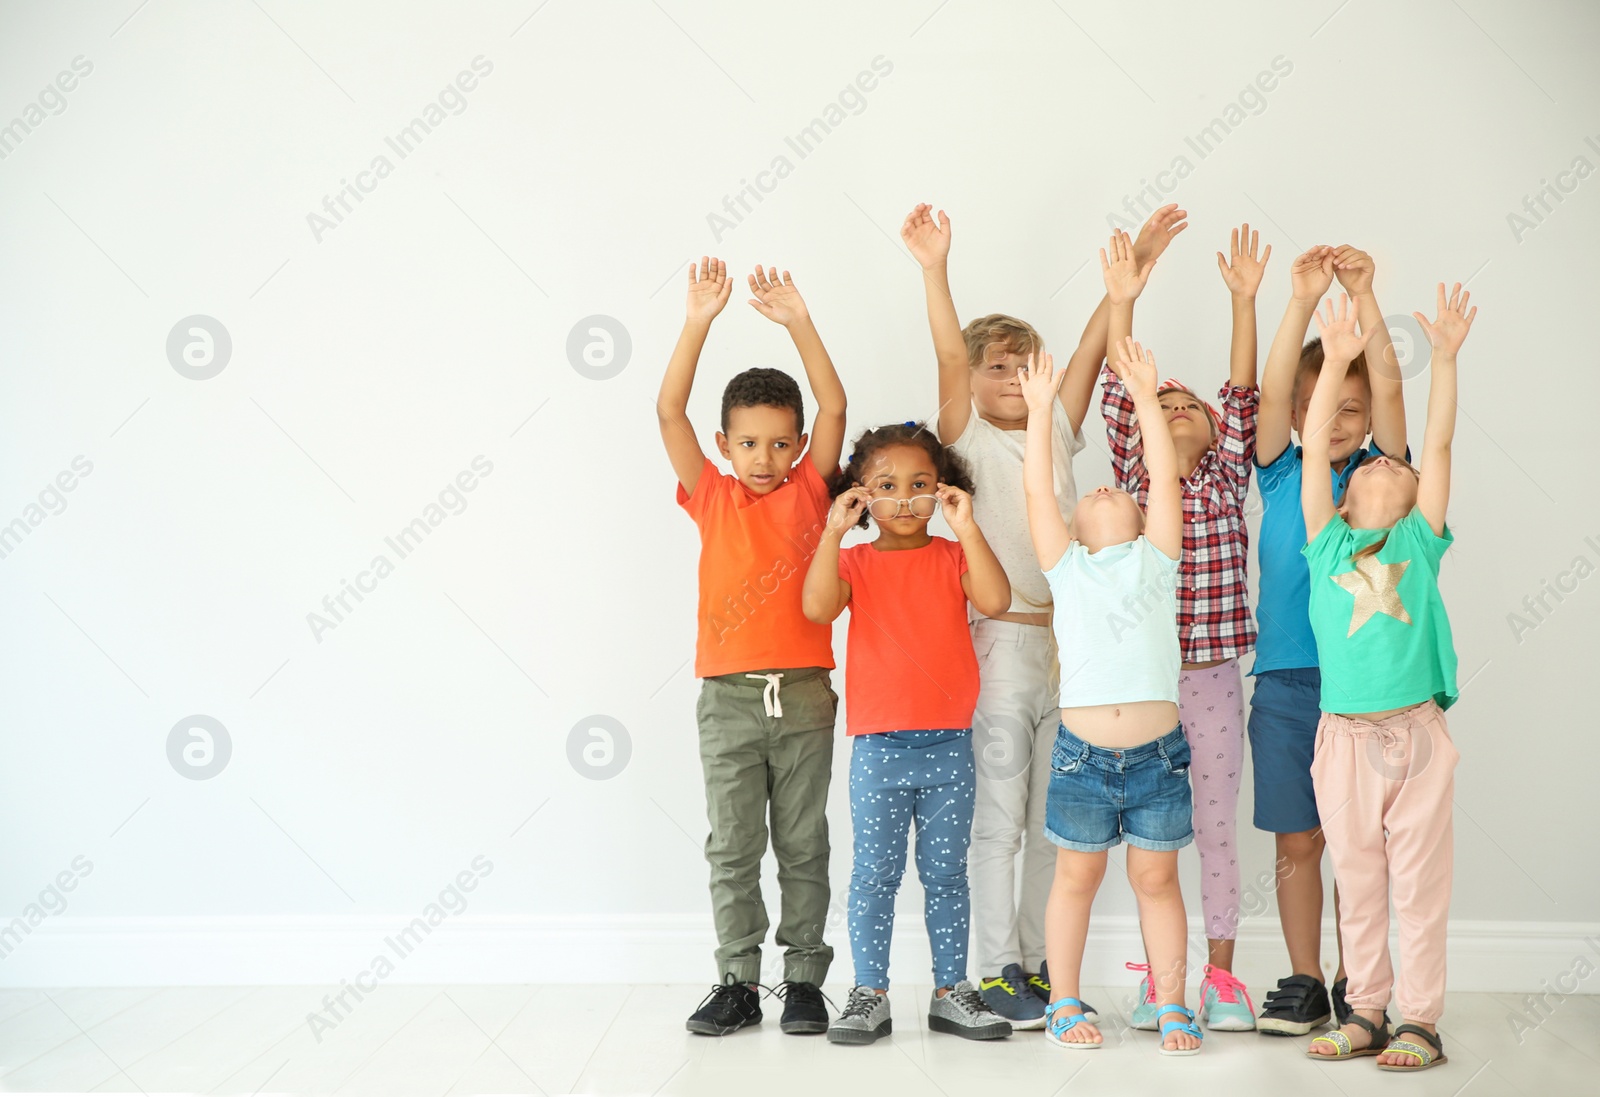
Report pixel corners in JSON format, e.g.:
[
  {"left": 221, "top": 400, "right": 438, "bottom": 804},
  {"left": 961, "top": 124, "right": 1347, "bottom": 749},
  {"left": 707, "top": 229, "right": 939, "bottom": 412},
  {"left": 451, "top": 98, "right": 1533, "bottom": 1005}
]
[
  {"left": 676, "top": 456, "right": 836, "bottom": 678},
  {"left": 837, "top": 537, "right": 979, "bottom": 735}
]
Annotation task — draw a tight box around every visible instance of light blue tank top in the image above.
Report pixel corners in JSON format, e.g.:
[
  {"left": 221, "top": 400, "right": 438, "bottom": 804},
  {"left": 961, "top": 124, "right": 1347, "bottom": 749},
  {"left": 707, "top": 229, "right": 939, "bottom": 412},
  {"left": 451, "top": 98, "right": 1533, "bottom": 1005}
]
[{"left": 1044, "top": 535, "right": 1181, "bottom": 707}]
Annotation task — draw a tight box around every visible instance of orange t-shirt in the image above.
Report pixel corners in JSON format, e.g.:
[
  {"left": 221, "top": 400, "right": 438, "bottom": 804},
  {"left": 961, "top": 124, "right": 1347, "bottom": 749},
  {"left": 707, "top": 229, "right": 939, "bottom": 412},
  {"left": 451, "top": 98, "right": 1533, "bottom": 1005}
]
[
  {"left": 836, "top": 537, "right": 979, "bottom": 736},
  {"left": 676, "top": 455, "right": 836, "bottom": 678}
]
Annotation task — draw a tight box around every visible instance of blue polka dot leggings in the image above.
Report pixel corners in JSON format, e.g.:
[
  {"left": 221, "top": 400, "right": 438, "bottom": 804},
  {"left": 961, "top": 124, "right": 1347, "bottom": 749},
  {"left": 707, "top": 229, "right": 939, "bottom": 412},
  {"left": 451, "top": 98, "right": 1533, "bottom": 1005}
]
[{"left": 848, "top": 728, "right": 976, "bottom": 990}]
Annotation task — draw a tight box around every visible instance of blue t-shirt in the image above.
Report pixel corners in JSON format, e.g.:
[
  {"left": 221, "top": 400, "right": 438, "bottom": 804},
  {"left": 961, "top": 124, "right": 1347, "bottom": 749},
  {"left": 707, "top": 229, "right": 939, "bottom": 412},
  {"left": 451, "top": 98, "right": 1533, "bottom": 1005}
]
[{"left": 1251, "top": 442, "right": 1405, "bottom": 675}]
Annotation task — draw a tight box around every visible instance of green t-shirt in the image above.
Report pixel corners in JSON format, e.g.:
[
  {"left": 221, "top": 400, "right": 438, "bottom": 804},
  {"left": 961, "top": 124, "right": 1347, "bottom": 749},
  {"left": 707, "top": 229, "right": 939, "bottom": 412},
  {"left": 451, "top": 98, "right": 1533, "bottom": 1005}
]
[{"left": 1302, "top": 507, "right": 1458, "bottom": 714}]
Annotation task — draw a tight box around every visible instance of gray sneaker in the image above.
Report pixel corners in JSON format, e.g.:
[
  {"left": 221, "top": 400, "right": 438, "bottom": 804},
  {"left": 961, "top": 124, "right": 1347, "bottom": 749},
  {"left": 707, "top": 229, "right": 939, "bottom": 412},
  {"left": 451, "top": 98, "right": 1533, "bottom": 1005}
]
[
  {"left": 827, "top": 986, "right": 892, "bottom": 1045},
  {"left": 928, "top": 980, "right": 1013, "bottom": 1040}
]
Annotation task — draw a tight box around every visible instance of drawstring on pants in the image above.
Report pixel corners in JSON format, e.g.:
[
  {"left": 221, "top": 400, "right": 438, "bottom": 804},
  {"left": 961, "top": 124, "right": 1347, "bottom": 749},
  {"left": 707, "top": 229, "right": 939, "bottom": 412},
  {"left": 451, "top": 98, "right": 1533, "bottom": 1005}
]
[{"left": 744, "top": 672, "right": 785, "bottom": 718}]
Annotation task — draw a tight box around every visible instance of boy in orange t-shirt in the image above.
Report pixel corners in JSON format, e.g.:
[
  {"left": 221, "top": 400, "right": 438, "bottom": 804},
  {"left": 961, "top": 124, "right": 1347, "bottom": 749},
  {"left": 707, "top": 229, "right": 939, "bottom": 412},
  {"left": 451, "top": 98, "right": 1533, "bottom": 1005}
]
[{"left": 659, "top": 258, "right": 848, "bottom": 1038}]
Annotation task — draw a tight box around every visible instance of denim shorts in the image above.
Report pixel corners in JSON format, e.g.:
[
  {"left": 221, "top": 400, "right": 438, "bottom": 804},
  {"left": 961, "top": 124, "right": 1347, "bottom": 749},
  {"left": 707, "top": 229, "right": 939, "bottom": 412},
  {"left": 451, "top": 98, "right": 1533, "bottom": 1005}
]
[
  {"left": 1246, "top": 667, "right": 1323, "bottom": 834},
  {"left": 1043, "top": 724, "right": 1194, "bottom": 853}
]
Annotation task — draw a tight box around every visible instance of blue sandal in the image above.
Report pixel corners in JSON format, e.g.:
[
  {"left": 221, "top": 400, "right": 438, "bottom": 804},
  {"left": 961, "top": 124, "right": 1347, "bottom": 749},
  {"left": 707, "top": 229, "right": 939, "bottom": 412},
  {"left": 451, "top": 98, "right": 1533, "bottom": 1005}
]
[
  {"left": 1045, "top": 998, "right": 1101, "bottom": 1050},
  {"left": 1156, "top": 1004, "right": 1203, "bottom": 1057}
]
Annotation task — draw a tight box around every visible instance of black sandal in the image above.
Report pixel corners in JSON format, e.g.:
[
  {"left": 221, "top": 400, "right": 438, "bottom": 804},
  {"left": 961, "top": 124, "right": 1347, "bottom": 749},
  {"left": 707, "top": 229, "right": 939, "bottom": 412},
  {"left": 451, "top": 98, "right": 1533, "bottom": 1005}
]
[
  {"left": 1306, "top": 1011, "right": 1389, "bottom": 1060},
  {"left": 1378, "top": 1023, "right": 1448, "bottom": 1071}
]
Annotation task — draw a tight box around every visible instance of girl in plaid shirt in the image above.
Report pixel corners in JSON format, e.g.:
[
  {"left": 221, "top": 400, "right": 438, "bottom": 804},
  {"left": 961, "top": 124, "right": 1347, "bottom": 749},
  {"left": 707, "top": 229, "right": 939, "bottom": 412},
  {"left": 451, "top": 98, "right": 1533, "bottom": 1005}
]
[{"left": 1096, "top": 225, "right": 1268, "bottom": 1032}]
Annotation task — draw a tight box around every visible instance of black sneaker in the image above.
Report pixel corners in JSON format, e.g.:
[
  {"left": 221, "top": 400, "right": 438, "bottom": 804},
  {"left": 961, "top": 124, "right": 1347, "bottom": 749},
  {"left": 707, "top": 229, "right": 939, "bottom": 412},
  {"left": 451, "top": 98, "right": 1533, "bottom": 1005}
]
[
  {"left": 1331, "top": 977, "right": 1352, "bottom": 1027},
  {"left": 774, "top": 981, "right": 829, "bottom": 1035},
  {"left": 1256, "top": 973, "right": 1331, "bottom": 1036},
  {"left": 686, "top": 976, "right": 762, "bottom": 1035}
]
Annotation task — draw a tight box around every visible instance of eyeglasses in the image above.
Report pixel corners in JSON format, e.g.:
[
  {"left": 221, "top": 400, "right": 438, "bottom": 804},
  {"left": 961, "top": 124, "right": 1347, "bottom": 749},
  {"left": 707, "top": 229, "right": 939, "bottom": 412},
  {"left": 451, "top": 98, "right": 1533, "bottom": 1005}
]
[{"left": 868, "top": 494, "right": 939, "bottom": 520}]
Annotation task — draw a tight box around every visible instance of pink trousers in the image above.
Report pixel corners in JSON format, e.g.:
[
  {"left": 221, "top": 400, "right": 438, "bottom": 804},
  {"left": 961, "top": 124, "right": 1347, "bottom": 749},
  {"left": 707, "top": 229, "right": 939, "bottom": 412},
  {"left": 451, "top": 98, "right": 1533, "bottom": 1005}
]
[
  {"left": 1311, "top": 700, "right": 1458, "bottom": 1023},
  {"left": 1177, "top": 659, "right": 1244, "bottom": 942}
]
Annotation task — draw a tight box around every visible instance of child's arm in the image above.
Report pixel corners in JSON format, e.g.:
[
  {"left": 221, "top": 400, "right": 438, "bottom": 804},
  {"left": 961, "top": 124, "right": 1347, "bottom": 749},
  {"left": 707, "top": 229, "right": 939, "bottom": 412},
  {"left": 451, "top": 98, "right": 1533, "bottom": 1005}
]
[
  {"left": 1257, "top": 246, "right": 1334, "bottom": 467},
  {"left": 801, "top": 488, "right": 869, "bottom": 623},
  {"left": 1413, "top": 282, "right": 1476, "bottom": 535},
  {"left": 939, "top": 483, "right": 1012, "bottom": 618},
  {"left": 658, "top": 256, "right": 734, "bottom": 495},
  {"left": 1332, "top": 246, "right": 1406, "bottom": 459},
  {"left": 1109, "top": 337, "right": 1181, "bottom": 560},
  {"left": 1096, "top": 233, "right": 1158, "bottom": 495},
  {"left": 1057, "top": 204, "right": 1188, "bottom": 433},
  {"left": 901, "top": 204, "right": 970, "bottom": 443},
  {"left": 1019, "top": 353, "right": 1074, "bottom": 571},
  {"left": 1300, "top": 295, "right": 1381, "bottom": 541},
  {"left": 1216, "top": 222, "right": 1271, "bottom": 390},
  {"left": 747, "top": 265, "right": 847, "bottom": 475},
  {"left": 1102, "top": 229, "right": 1156, "bottom": 375}
]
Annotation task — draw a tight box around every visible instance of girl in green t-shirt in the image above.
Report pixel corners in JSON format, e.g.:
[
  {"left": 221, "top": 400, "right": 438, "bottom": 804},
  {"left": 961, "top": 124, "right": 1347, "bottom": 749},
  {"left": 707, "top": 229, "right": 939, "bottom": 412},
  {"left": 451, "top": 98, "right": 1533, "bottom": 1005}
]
[{"left": 1297, "top": 286, "right": 1476, "bottom": 1073}]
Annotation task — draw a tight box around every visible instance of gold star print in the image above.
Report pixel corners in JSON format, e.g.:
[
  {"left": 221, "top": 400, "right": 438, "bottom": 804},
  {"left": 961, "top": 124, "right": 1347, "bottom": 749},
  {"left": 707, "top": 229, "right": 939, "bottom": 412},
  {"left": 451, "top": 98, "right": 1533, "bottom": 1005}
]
[{"left": 1332, "top": 556, "right": 1412, "bottom": 636}]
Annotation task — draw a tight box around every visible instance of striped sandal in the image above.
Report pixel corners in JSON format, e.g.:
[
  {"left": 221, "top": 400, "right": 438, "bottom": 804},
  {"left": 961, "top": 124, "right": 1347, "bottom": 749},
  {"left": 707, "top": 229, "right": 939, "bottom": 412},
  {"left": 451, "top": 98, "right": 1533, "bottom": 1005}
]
[
  {"left": 1305, "top": 1011, "right": 1389, "bottom": 1060},
  {"left": 1044, "top": 998, "right": 1102, "bottom": 1050},
  {"left": 1377, "top": 1024, "right": 1448, "bottom": 1071},
  {"left": 1156, "top": 1004, "right": 1203, "bottom": 1057}
]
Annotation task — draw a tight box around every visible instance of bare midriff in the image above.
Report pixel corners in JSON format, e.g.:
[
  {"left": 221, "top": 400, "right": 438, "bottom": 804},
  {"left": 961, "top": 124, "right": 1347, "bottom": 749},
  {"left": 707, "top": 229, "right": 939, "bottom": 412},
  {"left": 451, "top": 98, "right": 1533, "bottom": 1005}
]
[
  {"left": 1340, "top": 699, "right": 1430, "bottom": 723},
  {"left": 987, "top": 610, "right": 1051, "bottom": 627},
  {"left": 1058, "top": 700, "right": 1181, "bottom": 750}
]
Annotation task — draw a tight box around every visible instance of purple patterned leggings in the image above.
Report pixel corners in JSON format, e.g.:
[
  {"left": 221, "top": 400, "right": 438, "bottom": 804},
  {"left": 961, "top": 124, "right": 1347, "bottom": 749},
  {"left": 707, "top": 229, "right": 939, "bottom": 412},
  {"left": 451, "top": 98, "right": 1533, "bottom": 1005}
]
[{"left": 1178, "top": 658, "right": 1244, "bottom": 941}]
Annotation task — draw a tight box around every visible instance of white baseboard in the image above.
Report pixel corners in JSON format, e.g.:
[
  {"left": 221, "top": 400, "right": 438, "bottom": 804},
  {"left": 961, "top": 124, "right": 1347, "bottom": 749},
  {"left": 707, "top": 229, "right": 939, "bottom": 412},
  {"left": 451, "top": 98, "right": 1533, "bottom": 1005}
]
[{"left": 3, "top": 915, "right": 1599, "bottom": 993}]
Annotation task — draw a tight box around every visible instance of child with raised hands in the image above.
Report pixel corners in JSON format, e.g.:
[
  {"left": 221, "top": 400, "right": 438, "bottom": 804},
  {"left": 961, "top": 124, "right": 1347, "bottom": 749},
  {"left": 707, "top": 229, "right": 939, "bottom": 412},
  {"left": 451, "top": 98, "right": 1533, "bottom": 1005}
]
[
  {"left": 801, "top": 423, "right": 1013, "bottom": 1046},
  {"left": 1249, "top": 244, "right": 1407, "bottom": 1036},
  {"left": 1300, "top": 288, "right": 1473, "bottom": 1072},
  {"left": 900, "top": 201, "right": 1186, "bottom": 1029},
  {"left": 1096, "top": 225, "right": 1268, "bottom": 1031},
  {"left": 661, "top": 258, "right": 847, "bottom": 1038},
  {"left": 1022, "top": 339, "right": 1203, "bottom": 1057}
]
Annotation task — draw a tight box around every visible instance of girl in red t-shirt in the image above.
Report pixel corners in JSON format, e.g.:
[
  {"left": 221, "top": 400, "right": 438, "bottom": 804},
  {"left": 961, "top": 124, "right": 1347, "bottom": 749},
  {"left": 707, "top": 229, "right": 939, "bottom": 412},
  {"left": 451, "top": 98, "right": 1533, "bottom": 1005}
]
[{"left": 801, "top": 422, "right": 1011, "bottom": 1045}]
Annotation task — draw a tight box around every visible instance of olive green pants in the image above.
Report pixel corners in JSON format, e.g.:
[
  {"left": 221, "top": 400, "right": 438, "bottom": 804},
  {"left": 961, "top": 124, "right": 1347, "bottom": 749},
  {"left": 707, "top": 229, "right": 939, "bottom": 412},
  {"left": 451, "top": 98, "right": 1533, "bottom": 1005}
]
[{"left": 696, "top": 666, "right": 836, "bottom": 984}]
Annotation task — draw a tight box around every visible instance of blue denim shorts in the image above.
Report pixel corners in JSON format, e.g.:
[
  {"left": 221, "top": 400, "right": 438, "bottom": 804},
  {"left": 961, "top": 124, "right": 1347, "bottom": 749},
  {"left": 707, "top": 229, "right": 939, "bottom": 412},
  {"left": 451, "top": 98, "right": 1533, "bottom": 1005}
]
[
  {"left": 1246, "top": 667, "right": 1323, "bottom": 834},
  {"left": 1044, "top": 724, "right": 1194, "bottom": 853}
]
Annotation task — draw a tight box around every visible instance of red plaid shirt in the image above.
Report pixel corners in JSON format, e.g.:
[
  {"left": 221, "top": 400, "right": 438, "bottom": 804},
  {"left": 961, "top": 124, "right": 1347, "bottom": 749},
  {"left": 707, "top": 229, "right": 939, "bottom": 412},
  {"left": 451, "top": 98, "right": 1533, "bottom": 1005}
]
[{"left": 1099, "top": 364, "right": 1259, "bottom": 663}]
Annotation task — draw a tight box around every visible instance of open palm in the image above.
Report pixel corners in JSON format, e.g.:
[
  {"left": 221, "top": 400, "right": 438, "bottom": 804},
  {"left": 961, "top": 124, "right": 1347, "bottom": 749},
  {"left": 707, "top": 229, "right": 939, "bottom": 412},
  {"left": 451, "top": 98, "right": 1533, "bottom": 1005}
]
[
  {"left": 1414, "top": 282, "right": 1477, "bottom": 356},
  {"left": 1217, "top": 222, "right": 1271, "bottom": 296},
  {"left": 686, "top": 257, "right": 732, "bottom": 322},
  {"left": 747, "top": 266, "right": 809, "bottom": 326},
  {"left": 901, "top": 203, "right": 951, "bottom": 268}
]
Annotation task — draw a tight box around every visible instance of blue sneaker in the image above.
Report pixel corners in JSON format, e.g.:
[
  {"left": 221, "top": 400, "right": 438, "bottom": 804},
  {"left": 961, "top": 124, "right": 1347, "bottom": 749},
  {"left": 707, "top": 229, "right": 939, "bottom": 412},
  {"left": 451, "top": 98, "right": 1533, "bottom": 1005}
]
[
  {"left": 1198, "top": 965, "right": 1256, "bottom": 1031},
  {"left": 1126, "top": 961, "right": 1158, "bottom": 1030},
  {"left": 979, "top": 964, "right": 1046, "bottom": 1030}
]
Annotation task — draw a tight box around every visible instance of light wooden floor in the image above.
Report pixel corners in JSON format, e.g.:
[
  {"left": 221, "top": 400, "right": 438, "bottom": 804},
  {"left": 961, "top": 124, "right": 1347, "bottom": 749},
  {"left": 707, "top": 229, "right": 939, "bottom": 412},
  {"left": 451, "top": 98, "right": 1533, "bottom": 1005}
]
[{"left": 0, "top": 983, "right": 1593, "bottom": 1095}]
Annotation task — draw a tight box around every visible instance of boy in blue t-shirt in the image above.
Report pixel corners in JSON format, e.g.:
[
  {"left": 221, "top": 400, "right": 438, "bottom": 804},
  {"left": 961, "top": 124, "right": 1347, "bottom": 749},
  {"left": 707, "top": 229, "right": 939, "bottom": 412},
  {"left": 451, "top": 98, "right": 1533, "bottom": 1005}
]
[{"left": 1247, "top": 244, "right": 1407, "bottom": 1036}]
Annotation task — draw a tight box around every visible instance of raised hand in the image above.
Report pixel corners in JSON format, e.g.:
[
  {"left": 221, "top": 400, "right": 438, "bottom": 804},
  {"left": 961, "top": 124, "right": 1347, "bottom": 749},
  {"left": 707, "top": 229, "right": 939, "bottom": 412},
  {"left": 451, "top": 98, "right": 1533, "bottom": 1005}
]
[
  {"left": 1216, "top": 222, "right": 1272, "bottom": 297},
  {"left": 747, "top": 265, "right": 809, "bottom": 326},
  {"left": 1100, "top": 230, "right": 1155, "bottom": 304},
  {"left": 1017, "top": 351, "right": 1065, "bottom": 415},
  {"left": 826, "top": 486, "right": 870, "bottom": 533},
  {"left": 901, "top": 203, "right": 952, "bottom": 269},
  {"left": 936, "top": 481, "right": 976, "bottom": 534},
  {"left": 1132, "top": 203, "right": 1188, "bottom": 268},
  {"left": 687, "top": 256, "right": 734, "bottom": 322},
  {"left": 1109, "top": 336, "right": 1159, "bottom": 400},
  {"left": 1413, "top": 282, "right": 1477, "bottom": 357},
  {"left": 1311, "top": 293, "right": 1380, "bottom": 365},
  {"left": 1290, "top": 246, "right": 1335, "bottom": 303},
  {"left": 1332, "top": 245, "right": 1375, "bottom": 297}
]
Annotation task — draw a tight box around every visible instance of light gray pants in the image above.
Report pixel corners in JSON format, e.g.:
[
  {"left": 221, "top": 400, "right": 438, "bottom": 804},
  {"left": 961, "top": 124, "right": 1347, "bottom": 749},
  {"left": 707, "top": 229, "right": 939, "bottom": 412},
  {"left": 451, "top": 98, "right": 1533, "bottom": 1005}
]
[{"left": 967, "top": 618, "right": 1059, "bottom": 976}]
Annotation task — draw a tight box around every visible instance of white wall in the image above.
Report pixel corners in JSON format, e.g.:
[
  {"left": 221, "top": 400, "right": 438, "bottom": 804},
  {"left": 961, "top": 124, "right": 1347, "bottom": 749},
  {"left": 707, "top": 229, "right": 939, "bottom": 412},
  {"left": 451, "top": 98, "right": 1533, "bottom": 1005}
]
[{"left": 2, "top": 0, "right": 1596, "bottom": 991}]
